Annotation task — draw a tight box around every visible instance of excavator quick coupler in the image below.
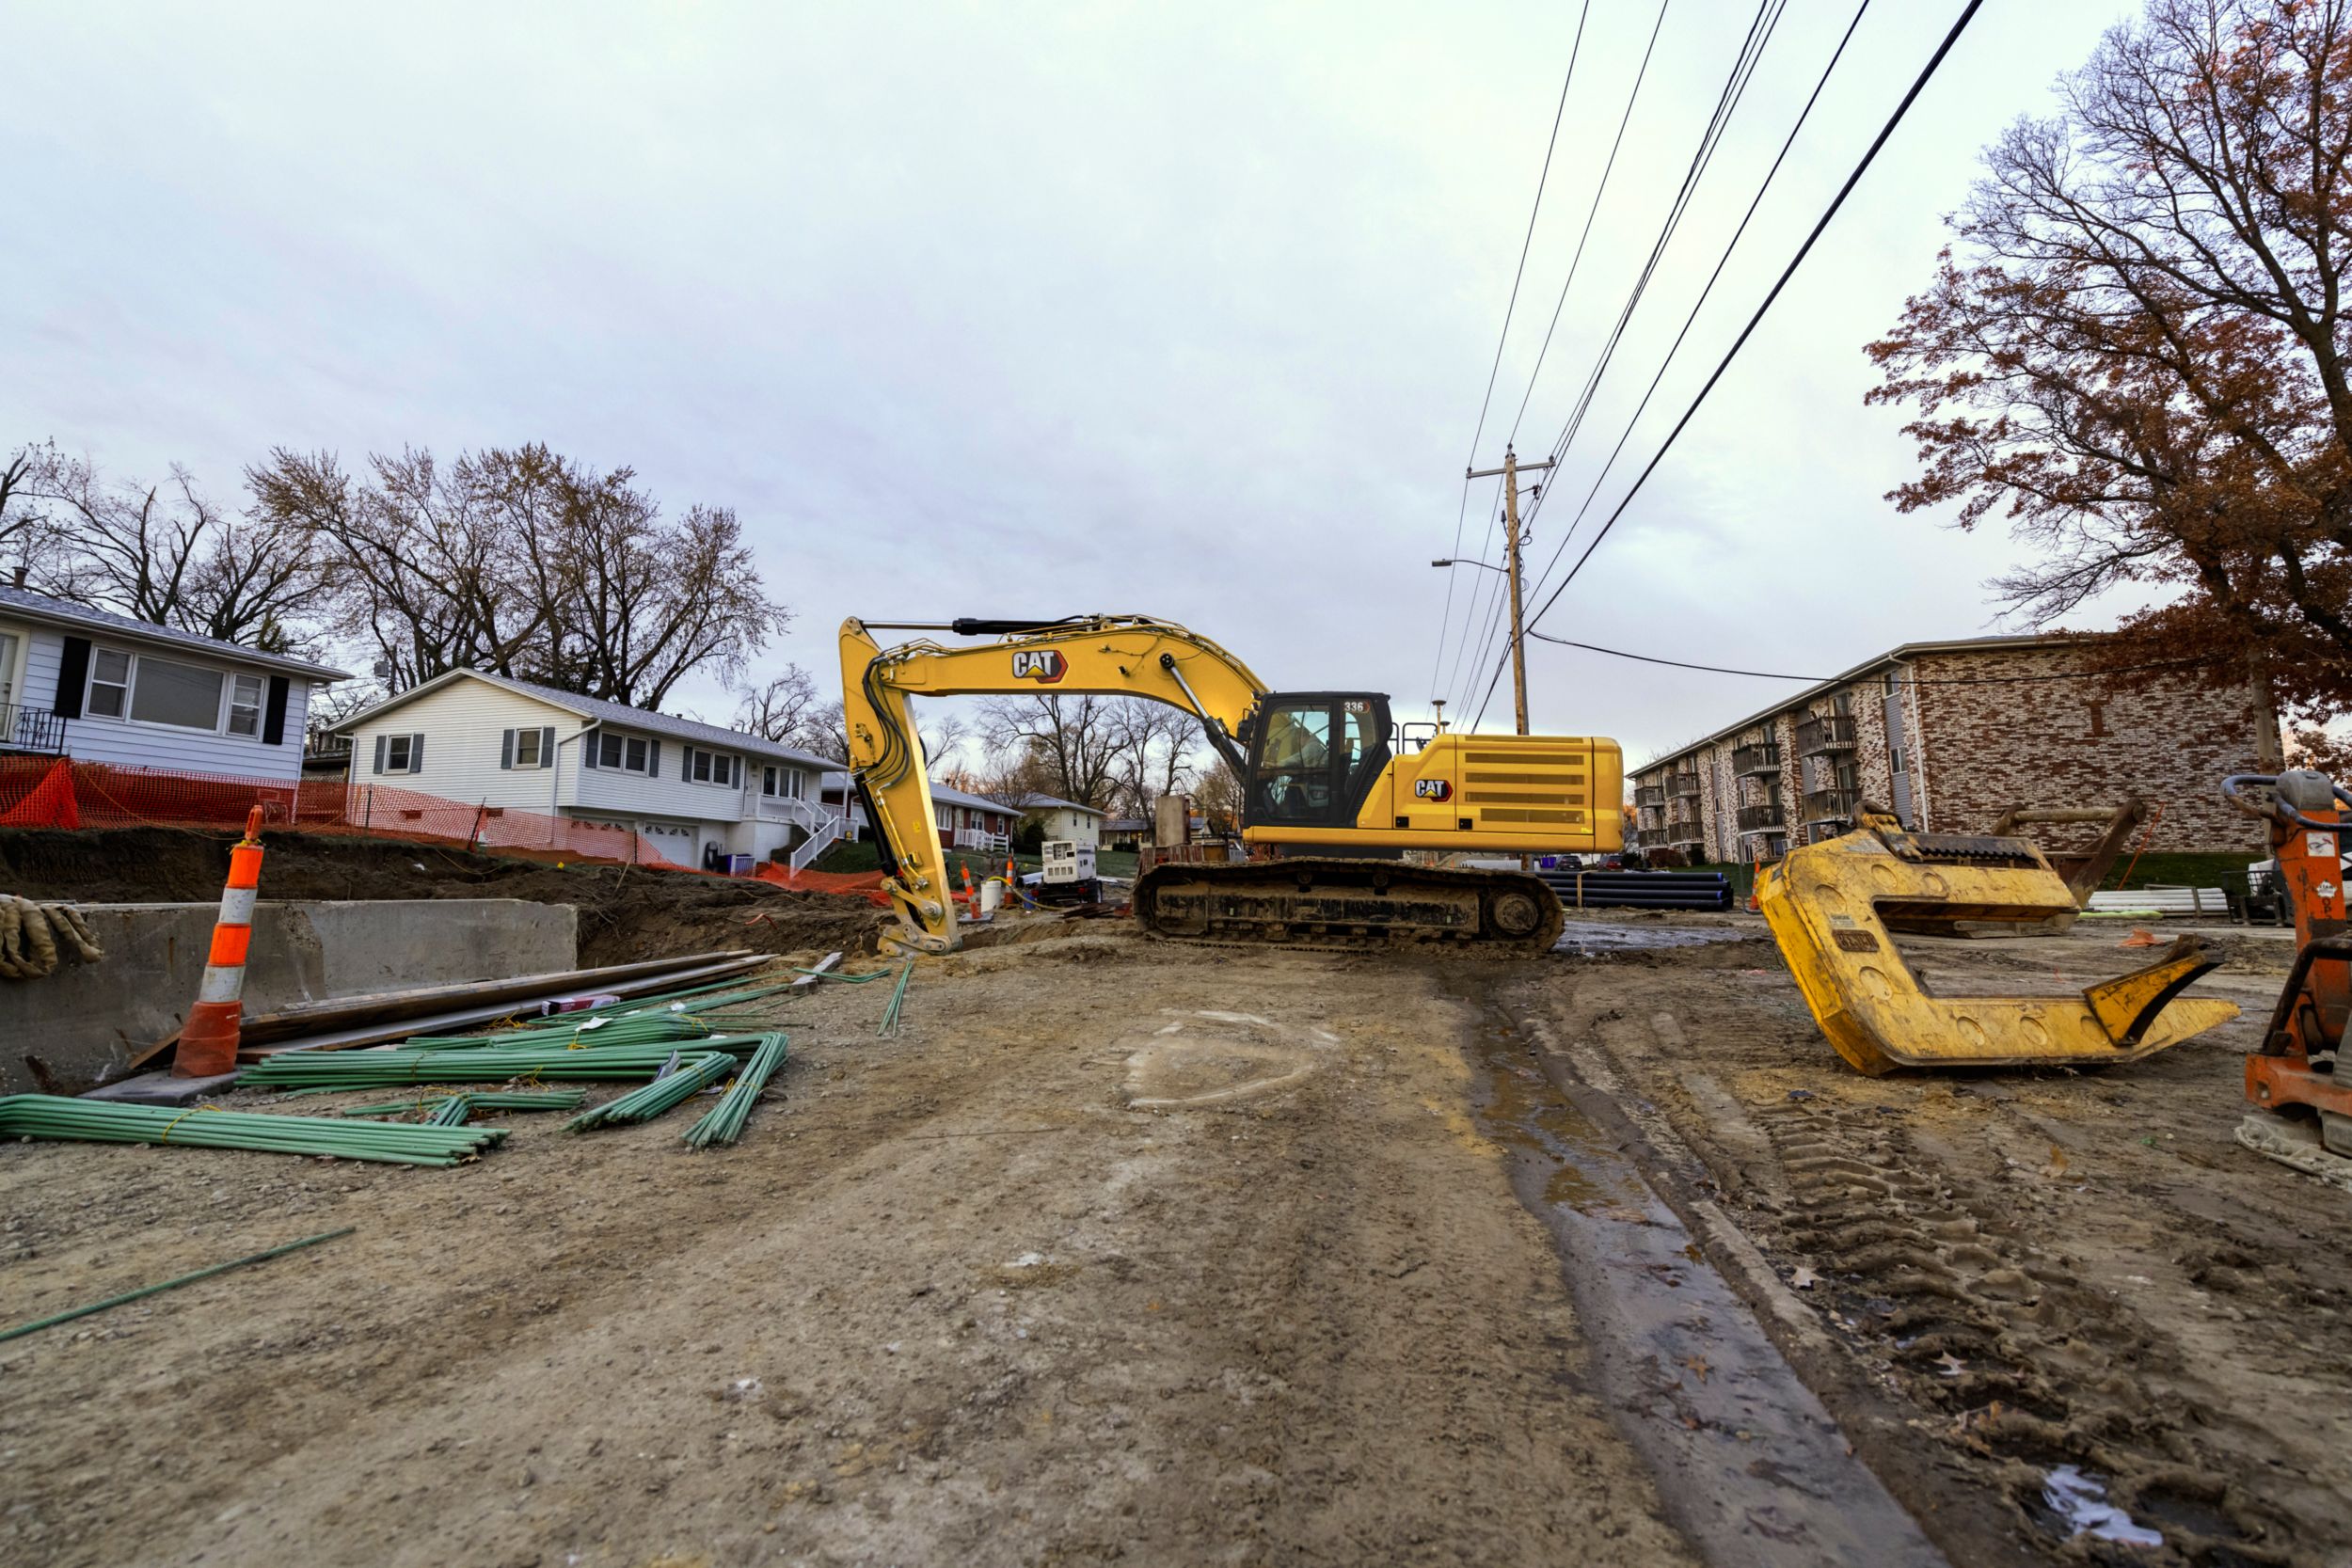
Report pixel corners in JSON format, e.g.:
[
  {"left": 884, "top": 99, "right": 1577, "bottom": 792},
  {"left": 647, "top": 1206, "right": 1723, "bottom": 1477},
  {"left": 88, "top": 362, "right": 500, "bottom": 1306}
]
[{"left": 1756, "top": 808, "right": 2239, "bottom": 1076}]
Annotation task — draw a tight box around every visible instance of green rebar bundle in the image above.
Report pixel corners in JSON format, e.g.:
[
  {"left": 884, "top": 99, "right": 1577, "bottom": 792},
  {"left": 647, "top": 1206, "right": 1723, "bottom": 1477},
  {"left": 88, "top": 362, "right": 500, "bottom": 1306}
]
[
  {"left": 338, "top": 1090, "right": 586, "bottom": 1117},
  {"left": 876, "top": 960, "right": 914, "bottom": 1037},
  {"left": 0, "top": 1096, "right": 505, "bottom": 1167},
  {"left": 404, "top": 1013, "right": 714, "bottom": 1053},
  {"left": 565, "top": 1052, "right": 736, "bottom": 1132},
  {"left": 683, "top": 1033, "right": 789, "bottom": 1149},
  {"left": 425, "top": 1096, "right": 473, "bottom": 1127},
  {"left": 234, "top": 1035, "right": 771, "bottom": 1090}
]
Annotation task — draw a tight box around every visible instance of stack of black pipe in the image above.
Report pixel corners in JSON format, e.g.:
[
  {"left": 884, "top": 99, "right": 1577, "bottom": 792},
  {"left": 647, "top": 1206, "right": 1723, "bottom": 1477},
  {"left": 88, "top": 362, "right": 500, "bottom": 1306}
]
[{"left": 1536, "top": 868, "right": 1732, "bottom": 912}]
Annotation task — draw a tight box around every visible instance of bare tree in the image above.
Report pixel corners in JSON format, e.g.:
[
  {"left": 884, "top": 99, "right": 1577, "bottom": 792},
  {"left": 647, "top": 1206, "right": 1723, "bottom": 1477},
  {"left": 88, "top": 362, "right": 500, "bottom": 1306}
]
[
  {"left": 25, "top": 451, "right": 326, "bottom": 654},
  {"left": 250, "top": 442, "right": 792, "bottom": 705},
  {"left": 787, "top": 699, "right": 850, "bottom": 763},
  {"left": 1, "top": 442, "right": 62, "bottom": 583},
  {"left": 977, "top": 692, "right": 1120, "bottom": 807},
  {"left": 1102, "top": 697, "right": 1201, "bottom": 816},
  {"left": 732, "top": 667, "right": 822, "bottom": 742}
]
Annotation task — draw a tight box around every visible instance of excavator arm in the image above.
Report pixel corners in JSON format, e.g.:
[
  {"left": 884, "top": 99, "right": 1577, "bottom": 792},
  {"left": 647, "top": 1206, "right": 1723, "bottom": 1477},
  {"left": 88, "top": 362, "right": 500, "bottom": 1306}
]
[{"left": 839, "top": 616, "right": 1271, "bottom": 953}]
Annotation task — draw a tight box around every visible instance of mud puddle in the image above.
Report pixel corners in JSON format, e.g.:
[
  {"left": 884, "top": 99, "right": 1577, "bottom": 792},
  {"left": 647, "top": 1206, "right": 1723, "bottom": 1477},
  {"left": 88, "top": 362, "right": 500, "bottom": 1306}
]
[
  {"left": 1553, "top": 921, "right": 1758, "bottom": 956},
  {"left": 1466, "top": 1005, "right": 1947, "bottom": 1568}
]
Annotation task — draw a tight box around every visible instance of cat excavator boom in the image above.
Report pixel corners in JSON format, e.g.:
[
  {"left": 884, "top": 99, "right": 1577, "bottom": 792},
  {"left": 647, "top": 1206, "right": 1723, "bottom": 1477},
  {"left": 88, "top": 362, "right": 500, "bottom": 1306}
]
[{"left": 839, "top": 615, "right": 1623, "bottom": 954}]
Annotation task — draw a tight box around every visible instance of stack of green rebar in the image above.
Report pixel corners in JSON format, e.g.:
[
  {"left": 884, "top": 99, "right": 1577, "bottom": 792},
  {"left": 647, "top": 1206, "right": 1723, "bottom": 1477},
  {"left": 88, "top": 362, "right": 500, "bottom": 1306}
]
[
  {"left": 405, "top": 1013, "right": 714, "bottom": 1053},
  {"left": 877, "top": 960, "right": 914, "bottom": 1037},
  {"left": 683, "top": 1033, "right": 789, "bottom": 1149},
  {"left": 0, "top": 1096, "right": 504, "bottom": 1167},
  {"left": 565, "top": 1052, "right": 736, "bottom": 1132},
  {"left": 338, "top": 1090, "right": 585, "bottom": 1117},
  {"left": 234, "top": 1035, "right": 771, "bottom": 1091},
  {"left": 424, "top": 1096, "right": 473, "bottom": 1127}
]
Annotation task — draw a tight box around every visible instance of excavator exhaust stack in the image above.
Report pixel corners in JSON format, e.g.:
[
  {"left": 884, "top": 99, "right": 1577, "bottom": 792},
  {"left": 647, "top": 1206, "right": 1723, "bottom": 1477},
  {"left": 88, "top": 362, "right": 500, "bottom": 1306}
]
[{"left": 1756, "top": 807, "right": 2239, "bottom": 1076}]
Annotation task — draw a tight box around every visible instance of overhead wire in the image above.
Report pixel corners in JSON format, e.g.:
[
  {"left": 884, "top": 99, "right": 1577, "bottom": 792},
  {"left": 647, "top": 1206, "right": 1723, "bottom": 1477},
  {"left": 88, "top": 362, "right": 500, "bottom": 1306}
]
[
  {"left": 1432, "top": 0, "right": 1594, "bottom": 707},
  {"left": 1472, "top": 0, "right": 1990, "bottom": 729},
  {"left": 1513, "top": 0, "right": 1872, "bottom": 635},
  {"left": 1458, "top": 0, "right": 1777, "bottom": 713},
  {"left": 1438, "top": 0, "right": 1666, "bottom": 714},
  {"left": 1524, "top": 631, "right": 2232, "bottom": 686}
]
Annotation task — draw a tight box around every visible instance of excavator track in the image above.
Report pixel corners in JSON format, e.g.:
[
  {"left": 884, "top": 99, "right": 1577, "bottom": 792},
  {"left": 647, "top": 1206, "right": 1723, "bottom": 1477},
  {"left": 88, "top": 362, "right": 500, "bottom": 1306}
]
[{"left": 1132, "top": 858, "right": 1565, "bottom": 954}]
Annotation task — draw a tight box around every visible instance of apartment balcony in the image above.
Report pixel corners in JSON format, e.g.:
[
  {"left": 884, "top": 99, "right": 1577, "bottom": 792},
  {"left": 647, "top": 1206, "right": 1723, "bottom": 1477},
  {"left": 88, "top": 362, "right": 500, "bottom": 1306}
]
[
  {"left": 1635, "top": 827, "right": 1668, "bottom": 848},
  {"left": 1800, "top": 788, "right": 1856, "bottom": 825},
  {"left": 1731, "top": 742, "right": 1780, "bottom": 777},
  {"left": 1668, "top": 771, "right": 1700, "bottom": 799},
  {"left": 1664, "top": 800, "right": 1702, "bottom": 830},
  {"left": 0, "top": 704, "right": 67, "bottom": 757},
  {"left": 1633, "top": 784, "right": 1666, "bottom": 808},
  {"left": 1667, "top": 823, "right": 1706, "bottom": 848},
  {"left": 1795, "top": 714, "right": 1857, "bottom": 755},
  {"left": 1736, "top": 801, "right": 1785, "bottom": 833}
]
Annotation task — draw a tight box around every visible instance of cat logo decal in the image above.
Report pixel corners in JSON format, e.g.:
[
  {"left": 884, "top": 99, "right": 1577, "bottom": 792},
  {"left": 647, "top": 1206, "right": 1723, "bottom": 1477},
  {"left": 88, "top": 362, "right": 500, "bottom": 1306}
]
[
  {"left": 1413, "top": 779, "right": 1453, "bottom": 802},
  {"left": 1012, "top": 649, "right": 1067, "bottom": 684}
]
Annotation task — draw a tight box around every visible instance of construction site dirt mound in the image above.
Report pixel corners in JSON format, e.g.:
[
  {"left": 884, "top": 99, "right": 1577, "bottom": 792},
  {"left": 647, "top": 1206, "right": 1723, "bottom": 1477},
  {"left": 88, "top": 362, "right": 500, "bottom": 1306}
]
[{"left": 0, "top": 827, "right": 889, "bottom": 966}]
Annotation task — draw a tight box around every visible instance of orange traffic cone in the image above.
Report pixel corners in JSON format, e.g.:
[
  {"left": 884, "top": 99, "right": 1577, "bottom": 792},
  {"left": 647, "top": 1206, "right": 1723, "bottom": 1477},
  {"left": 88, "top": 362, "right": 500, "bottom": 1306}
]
[{"left": 178, "top": 805, "right": 266, "bottom": 1077}]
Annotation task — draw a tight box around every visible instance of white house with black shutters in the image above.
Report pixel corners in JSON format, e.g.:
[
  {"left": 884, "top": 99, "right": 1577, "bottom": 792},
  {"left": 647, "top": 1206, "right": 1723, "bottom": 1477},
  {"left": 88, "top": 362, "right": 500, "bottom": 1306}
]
[
  {"left": 338, "top": 667, "right": 844, "bottom": 869},
  {"left": 0, "top": 582, "right": 346, "bottom": 781}
]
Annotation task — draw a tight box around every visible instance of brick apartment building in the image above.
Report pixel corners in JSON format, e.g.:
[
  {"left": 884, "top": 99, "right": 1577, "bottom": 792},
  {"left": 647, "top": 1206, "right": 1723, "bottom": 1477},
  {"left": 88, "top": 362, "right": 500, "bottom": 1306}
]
[{"left": 1628, "top": 635, "right": 2278, "bottom": 865}]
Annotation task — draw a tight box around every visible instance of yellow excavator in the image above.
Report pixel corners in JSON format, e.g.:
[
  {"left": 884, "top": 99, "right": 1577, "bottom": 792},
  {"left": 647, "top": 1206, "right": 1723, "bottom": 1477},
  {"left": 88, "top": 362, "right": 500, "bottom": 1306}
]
[{"left": 839, "top": 615, "right": 1622, "bottom": 954}]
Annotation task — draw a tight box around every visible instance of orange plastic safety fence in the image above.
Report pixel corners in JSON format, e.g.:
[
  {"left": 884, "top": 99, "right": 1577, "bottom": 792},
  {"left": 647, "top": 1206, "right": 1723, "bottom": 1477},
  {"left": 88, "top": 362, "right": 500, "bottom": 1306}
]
[{"left": 0, "top": 758, "right": 902, "bottom": 897}]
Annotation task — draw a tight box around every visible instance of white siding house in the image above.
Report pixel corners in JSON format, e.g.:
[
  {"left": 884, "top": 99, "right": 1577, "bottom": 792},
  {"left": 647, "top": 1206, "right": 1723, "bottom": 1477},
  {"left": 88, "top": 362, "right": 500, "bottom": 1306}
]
[
  {"left": 1016, "top": 793, "right": 1107, "bottom": 848},
  {"left": 0, "top": 582, "right": 345, "bottom": 783},
  {"left": 339, "top": 669, "right": 843, "bottom": 869}
]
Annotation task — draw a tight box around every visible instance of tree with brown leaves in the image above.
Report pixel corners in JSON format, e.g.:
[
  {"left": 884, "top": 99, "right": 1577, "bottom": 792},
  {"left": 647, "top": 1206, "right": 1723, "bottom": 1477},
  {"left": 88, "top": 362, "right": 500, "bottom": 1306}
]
[{"left": 1867, "top": 0, "right": 2352, "bottom": 758}]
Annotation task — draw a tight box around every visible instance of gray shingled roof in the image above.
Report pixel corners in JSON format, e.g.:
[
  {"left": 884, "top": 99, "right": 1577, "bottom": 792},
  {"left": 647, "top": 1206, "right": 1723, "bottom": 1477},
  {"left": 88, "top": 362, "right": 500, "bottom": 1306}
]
[
  {"left": 1014, "top": 791, "right": 1106, "bottom": 816},
  {"left": 341, "top": 667, "right": 838, "bottom": 768},
  {"left": 0, "top": 582, "right": 351, "bottom": 680}
]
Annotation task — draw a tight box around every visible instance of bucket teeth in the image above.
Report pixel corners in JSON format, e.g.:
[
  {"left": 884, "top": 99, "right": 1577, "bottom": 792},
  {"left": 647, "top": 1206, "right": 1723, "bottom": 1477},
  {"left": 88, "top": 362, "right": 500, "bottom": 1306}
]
[{"left": 1759, "top": 826, "right": 2240, "bottom": 1075}]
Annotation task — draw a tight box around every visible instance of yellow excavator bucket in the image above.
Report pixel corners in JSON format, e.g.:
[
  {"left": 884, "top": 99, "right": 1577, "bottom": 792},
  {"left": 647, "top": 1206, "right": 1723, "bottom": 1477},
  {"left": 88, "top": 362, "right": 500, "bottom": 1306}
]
[{"left": 1756, "top": 812, "right": 2239, "bottom": 1076}]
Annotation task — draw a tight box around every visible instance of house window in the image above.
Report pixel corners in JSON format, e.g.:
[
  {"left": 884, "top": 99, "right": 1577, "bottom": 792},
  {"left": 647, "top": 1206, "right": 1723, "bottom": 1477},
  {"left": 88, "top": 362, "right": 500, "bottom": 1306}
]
[
  {"left": 761, "top": 765, "right": 805, "bottom": 799},
  {"left": 595, "top": 733, "right": 653, "bottom": 774},
  {"left": 687, "top": 748, "right": 738, "bottom": 786},
  {"left": 514, "top": 728, "right": 544, "bottom": 768},
  {"left": 226, "top": 673, "right": 265, "bottom": 737},
  {"left": 375, "top": 732, "right": 424, "bottom": 775},
  {"left": 87, "top": 649, "right": 131, "bottom": 718},
  {"left": 128, "top": 657, "right": 227, "bottom": 731}
]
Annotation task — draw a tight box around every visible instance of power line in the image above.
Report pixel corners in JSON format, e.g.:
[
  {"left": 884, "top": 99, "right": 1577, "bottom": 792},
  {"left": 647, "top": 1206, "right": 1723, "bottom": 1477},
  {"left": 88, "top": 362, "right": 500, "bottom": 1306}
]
[
  {"left": 1447, "top": 0, "right": 1675, "bottom": 708},
  {"left": 1462, "top": 0, "right": 1775, "bottom": 707},
  {"left": 1526, "top": 630, "right": 2230, "bottom": 686},
  {"left": 1474, "top": 0, "right": 1990, "bottom": 729},
  {"left": 1431, "top": 3, "right": 1594, "bottom": 705},
  {"left": 1518, "top": 0, "right": 1871, "bottom": 624}
]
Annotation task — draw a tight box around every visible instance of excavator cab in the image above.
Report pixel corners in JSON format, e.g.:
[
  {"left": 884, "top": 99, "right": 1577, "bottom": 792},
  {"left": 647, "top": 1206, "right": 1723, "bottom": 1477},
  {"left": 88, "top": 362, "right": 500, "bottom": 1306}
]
[{"left": 1240, "top": 693, "right": 1393, "bottom": 832}]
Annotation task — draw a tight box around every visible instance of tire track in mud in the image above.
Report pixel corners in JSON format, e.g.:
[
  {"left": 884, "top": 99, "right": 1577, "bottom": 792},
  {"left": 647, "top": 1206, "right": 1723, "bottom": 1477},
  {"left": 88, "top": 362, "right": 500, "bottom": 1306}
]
[{"left": 1748, "top": 1094, "right": 2297, "bottom": 1566}]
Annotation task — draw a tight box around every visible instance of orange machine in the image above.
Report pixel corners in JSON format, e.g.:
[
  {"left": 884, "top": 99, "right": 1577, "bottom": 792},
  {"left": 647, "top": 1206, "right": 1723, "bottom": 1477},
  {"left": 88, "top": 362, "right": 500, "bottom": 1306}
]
[{"left": 2225, "top": 771, "right": 2352, "bottom": 1153}]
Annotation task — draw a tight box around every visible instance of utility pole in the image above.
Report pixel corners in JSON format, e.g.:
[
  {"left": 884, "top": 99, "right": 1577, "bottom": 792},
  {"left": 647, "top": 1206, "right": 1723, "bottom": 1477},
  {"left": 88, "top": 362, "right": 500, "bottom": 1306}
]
[{"left": 1466, "top": 445, "right": 1554, "bottom": 736}]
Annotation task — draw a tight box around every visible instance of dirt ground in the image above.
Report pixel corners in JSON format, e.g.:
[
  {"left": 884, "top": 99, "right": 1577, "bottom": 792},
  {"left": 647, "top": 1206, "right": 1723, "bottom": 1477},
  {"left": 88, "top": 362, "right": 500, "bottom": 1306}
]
[
  {"left": 0, "top": 827, "right": 889, "bottom": 966},
  {"left": 4, "top": 908, "right": 2346, "bottom": 1566}
]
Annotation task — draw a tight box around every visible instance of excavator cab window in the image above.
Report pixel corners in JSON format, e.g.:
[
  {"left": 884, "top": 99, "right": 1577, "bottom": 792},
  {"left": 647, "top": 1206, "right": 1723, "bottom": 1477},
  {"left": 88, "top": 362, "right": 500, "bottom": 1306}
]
[{"left": 1245, "top": 693, "right": 1392, "bottom": 829}]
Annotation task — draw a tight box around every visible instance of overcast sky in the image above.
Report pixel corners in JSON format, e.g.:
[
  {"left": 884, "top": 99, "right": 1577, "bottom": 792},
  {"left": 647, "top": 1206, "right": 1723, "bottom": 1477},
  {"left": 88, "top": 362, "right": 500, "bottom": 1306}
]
[{"left": 5, "top": 0, "right": 2141, "bottom": 769}]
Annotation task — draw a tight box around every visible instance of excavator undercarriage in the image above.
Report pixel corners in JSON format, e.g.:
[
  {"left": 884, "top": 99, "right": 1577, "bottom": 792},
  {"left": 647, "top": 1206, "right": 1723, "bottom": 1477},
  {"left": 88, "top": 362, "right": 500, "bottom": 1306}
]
[{"left": 1133, "top": 858, "right": 1565, "bottom": 953}]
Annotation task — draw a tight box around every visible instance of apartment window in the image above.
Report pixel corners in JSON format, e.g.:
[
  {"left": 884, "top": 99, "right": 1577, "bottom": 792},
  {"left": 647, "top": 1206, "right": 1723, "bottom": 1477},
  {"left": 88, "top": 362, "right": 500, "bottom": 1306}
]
[
  {"left": 226, "top": 673, "right": 265, "bottom": 736},
  {"left": 87, "top": 649, "right": 131, "bottom": 718},
  {"left": 594, "top": 733, "right": 654, "bottom": 774},
  {"left": 1891, "top": 742, "right": 1906, "bottom": 775}
]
